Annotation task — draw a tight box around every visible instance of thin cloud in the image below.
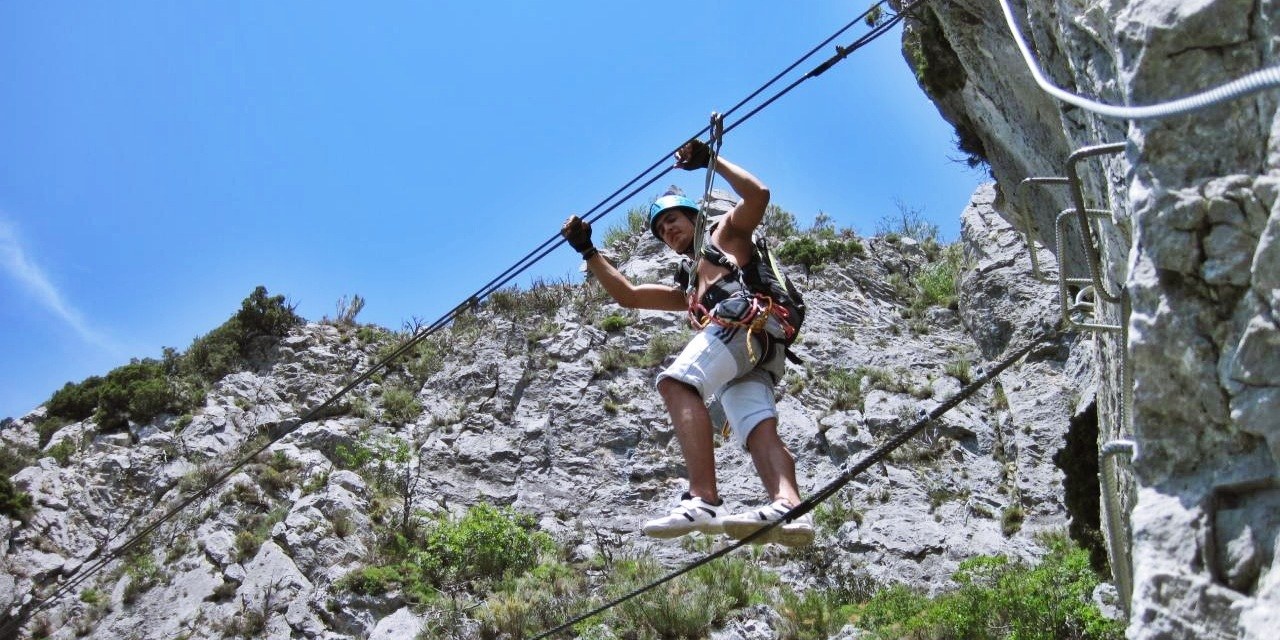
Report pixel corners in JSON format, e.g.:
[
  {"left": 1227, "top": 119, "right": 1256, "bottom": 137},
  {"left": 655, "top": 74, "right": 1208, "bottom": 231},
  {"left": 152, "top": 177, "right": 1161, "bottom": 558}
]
[{"left": 0, "top": 217, "right": 120, "bottom": 353}]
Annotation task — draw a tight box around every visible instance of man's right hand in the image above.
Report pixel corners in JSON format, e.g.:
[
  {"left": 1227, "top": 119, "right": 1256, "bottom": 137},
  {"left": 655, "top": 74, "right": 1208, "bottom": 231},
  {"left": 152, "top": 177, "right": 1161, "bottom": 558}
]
[
  {"left": 562, "top": 215, "right": 597, "bottom": 259},
  {"left": 675, "top": 138, "right": 711, "bottom": 171}
]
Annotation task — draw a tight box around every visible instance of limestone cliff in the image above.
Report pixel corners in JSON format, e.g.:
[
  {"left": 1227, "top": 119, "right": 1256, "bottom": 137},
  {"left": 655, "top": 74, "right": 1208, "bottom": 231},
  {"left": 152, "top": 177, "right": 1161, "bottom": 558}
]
[{"left": 900, "top": 0, "right": 1280, "bottom": 637}]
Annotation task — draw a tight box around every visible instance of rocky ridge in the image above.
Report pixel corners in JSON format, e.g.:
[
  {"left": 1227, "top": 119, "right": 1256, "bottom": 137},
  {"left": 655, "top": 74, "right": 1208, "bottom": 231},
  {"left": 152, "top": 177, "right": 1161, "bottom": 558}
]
[{"left": 0, "top": 188, "right": 1096, "bottom": 638}]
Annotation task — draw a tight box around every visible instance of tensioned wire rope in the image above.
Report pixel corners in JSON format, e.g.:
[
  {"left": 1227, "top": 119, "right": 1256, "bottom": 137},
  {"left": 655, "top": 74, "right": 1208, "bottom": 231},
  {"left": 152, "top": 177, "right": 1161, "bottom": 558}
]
[
  {"left": 2, "top": 1, "right": 916, "bottom": 632},
  {"left": 997, "top": 0, "right": 1280, "bottom": 119}
]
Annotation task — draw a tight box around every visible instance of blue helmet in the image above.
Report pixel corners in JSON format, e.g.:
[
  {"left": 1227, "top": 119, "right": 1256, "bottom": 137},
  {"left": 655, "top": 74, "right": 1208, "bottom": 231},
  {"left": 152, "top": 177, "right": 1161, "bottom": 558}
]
[{"left": 647, "top": 195, "right": 699, "bottom": 241}]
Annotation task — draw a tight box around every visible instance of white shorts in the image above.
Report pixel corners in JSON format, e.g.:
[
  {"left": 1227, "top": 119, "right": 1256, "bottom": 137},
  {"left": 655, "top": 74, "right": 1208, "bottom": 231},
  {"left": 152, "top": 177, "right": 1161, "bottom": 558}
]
[{"left": 656, "top": 316, "right": 787, "bottom": 449}]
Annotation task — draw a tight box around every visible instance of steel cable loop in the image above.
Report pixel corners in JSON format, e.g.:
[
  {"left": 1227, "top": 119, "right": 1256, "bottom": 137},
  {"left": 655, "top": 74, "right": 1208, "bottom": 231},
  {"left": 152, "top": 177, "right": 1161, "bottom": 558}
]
[
  {"left": 689, "top": 112, "right": 724, "bottom": 280},
  {"left": 530, "top": 329, "right": 1058, "bottom": 640},
  {"left": 998, "top": 0, "right": 1280, "bottom": 120},
  {"left": 3, "top": 2, "right": 917, "bottom": 632}
]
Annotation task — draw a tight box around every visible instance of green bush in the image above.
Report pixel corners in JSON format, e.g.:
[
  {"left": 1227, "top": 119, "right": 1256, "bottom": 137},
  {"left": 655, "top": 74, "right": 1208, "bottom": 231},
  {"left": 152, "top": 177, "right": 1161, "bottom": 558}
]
[
  {"left": 603, "top": 207, "right": 648, "bottom": 249},
  {"left": 600, "top": 557, "right": 736, "bottom": 639},
  {"left": 414, "top": 503, "right": 553, "bottom": 592},
  {"left": 381, "top": 387, "right": 423, "bottom": 426},
  {"left": 945, "top": 358, "right": 973, "bottom": 385},
  {"left": 777, "top": 588, "right": 855, "bottom": 640},
  {"left": 637, "top": 330, "right": 689, "bottom": 368},
  {"left": 0, "top": 475, "right": 33, "bottom": 520},
  {"left": 185, "top": 286, "right": 302, "bottom": 383},
  {"left": 1002, "top": 505, "right": 1025, "bottom": 537},
  {"left": 46, "top": 438, "right": 77, "bottom": 466},
  {"left": 599, "top": 313, "right": 631, "bottom": 333},
  {"left": 776, "top": 236, "right": 866, "bottom": 272},
  {"left": 823, "top": 369, "right": 863, "bottom": 412},
  {"left": 122, "top": 550, "right": 162, "bottom": 605},
  {"left": 95, "top": 359, "right": 181, "bottom": 431},
  {"left": 475, "top": 560, "right": 588, "bottom": 639},
  {"left": 45, "top": 376, "right": 104, "bottom": 422},
  {"left": 762, "top": 204, "right": 800, "bottom": 240},
  {"left": 341, "top": 502, "right": 553, "bottom": 604},
  {"left": 904, "top": 243, "right": 965, "bottom": 315},
  {"left": 856, "top": 535, "right": 1122, "bottom": 640}
]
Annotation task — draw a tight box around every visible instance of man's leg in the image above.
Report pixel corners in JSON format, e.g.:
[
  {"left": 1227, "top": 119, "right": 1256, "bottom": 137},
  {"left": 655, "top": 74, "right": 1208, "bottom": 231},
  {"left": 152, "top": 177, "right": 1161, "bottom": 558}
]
[
  {"left": 744, "top": 418, "right": 801, "bottom": 506},
  {"left": 658, "top": 377, "right": 719, "bottom": 503}
]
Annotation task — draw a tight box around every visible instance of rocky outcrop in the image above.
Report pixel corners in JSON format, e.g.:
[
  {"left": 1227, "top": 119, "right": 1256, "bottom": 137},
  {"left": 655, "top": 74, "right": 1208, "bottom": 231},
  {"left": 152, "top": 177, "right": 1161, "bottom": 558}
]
[
  {"left": 903, "top": 0, "right": 1280, "bottom": 637},
  {"left": 0, "top": 187, "right": 1093, "bottom": 638}
]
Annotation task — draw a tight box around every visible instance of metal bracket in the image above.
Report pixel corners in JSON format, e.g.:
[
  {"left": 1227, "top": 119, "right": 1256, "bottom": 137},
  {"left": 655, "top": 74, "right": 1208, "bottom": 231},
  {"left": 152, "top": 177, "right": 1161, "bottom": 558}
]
[{"left": 1016, "top": 142, "right": 1127, "bottom": 332}]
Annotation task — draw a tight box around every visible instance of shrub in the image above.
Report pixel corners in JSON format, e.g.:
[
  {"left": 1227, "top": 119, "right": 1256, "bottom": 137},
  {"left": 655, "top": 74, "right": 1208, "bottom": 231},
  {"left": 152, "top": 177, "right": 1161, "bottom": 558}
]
[
  {"left": 408, "top": 338, "right": 446, "bottom": 382},
  {"left": 637, "top": 330, "right": 689, "bottom": 368},
  {"left": 596, "top": 346, "right": 635, "bottom": 373},
  {"left": 777, "top": 588, "right": 854, "bottom": 640},
  {"left": 814, "top": 498, "right": 863, "bottom": 533},
  {"left": 340, "top": 503, "right": 553, "bottom": 606},
  {"left": 413, "top": 503, "right": 553, "bottom": 592},
  {"left": 235, "top": 530, "right": 263, "bottom": 562},
  {"left": 856, "top": 535, "right": 1124, "bottom": 639},
  {"left": 824, "top": 369, "right": 863, "bottom": 412},
  {"left": 0, "top": 475, "right": 33, "bottom": 520},
  {"left": 762, "top": 204, "right": 800, "bottom": 240},
  {"left": 122, "top": 551, "right": 161, "bottom": 605},
  {"left": 601, "top": 557, "right": 735, "bottom": 638},
  {"left": 46, "top": 438, "right": 77, "bottom": 466},
  {"left": 475, "top": 560, "right": 588, "bottom": 639},
  {"left": 945, "top": 358, "right": 973, "bottom": 385},
  {"left": 45, "top": 376, "right": 104, "bottom": 422},
  {"left": 382, "top": 387, "right": 424, "bottom": 426},
  {"left": 94, "top": 359, "right": 181, "bottom": 431},
  {"left": 1002, "top": 505, "right": 1025, "bottom": 537},
  {"left": 776, "top": 236, "right": 865, "bottom": 272},
  {"left": 333, "top": 441, "right": 374, "bottom": 471},
  {"left": 598, "top": 313, "right": 631, "bottom": 333},
  {"left": 185, "top": 286, "right": 301, "bottom": 383},
  {"left": 876, "top": 201, "right": 939, "bottom": 244},
  {"left": 334, "top": 294, "right": 366, "bottom": 325},
  {"left": 603, "top": 207, "right": 648, "bottom": 249}
]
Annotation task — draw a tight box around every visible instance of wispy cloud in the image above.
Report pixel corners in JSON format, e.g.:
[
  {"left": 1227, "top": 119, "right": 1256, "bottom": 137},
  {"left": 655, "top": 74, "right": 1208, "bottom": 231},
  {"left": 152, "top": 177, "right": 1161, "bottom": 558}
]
[{"left": 0, "top": 217, "right": 120, "bottom": 353}]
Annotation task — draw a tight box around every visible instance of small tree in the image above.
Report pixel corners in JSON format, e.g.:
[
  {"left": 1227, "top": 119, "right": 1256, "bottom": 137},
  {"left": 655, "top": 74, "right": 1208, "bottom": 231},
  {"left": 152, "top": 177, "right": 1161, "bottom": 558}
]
[{"left": 877, "top": 199, "right": 939, "bottom": 243}]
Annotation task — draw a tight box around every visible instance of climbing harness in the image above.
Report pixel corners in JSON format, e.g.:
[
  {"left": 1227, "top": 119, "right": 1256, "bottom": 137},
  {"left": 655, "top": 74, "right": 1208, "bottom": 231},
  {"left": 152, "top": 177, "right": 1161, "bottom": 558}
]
[
  {"left": 676, "top": 226, "right": 806, "bottom": 364},
  {"left": 688, "top": 293, "right": 795, "bottom": 365}
]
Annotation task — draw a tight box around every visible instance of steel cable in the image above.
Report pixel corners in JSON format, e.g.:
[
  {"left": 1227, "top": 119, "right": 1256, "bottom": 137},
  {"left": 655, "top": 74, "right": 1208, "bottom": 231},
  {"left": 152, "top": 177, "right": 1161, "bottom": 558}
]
[{"left": 998, "top": 0, "right": 1280, "bottom": 120}]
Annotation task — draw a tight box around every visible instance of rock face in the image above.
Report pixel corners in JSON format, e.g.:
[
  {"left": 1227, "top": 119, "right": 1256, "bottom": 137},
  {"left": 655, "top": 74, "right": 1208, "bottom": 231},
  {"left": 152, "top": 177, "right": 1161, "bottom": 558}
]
[
  {"left": 0, "top": 188, "right": 1094, "bottom": 638},
  {"left": 902, "top": 0, "right": 1280, "bottom": 637}
]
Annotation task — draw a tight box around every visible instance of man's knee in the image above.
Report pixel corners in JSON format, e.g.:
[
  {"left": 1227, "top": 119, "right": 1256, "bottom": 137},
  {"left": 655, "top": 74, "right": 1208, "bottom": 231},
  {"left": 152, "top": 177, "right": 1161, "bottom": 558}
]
[
  {"left": 744, "top": 417, "right": 781, "bottom": 451},
  {"left": 657, "top": 376, "right": 699, "bottom": 399}
]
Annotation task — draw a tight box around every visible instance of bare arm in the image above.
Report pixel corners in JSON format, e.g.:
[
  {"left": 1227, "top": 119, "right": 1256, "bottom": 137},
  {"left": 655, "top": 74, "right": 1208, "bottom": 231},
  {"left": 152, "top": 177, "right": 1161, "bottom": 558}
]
[
  {"left": 584, "top": 253, "right": 687, "bottom": 311},
  {"left": 562, "top": 214, "right": 686, "bottom": 311},
  {"left": 711, "top": 156, "right": 770, "bottom": 260}
]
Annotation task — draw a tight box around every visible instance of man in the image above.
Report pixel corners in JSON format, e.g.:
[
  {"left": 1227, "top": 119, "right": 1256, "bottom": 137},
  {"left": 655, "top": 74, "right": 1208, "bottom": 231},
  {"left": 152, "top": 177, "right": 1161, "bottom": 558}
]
[{"left": 560, "top": 140, "right": 813, "bottom": 547}]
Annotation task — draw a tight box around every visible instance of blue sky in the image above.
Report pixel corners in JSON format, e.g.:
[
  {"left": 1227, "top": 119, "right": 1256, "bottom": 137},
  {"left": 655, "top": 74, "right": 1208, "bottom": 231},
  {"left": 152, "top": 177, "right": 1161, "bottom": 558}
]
[{"left": 0, "top": 2, "right": 985, "bottom": 420}]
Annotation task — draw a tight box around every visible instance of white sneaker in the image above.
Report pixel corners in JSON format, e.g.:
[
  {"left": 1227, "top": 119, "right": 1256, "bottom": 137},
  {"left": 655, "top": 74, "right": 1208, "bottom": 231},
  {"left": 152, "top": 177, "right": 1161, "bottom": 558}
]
[
  {"left": 722, "top": 499, "right": 815, "bottom": 547},
  {"left": 641, "top": 493, "right": 725, "bottom": 539}
]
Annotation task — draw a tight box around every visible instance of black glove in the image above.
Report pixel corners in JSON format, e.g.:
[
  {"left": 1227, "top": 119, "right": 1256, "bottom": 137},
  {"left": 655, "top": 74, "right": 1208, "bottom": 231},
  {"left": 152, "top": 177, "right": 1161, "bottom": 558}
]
[
  {"left": 674, "top": 138, "right": 711, "bottom": 171},
  {"left": 561, "top": 215, "right": 598, "bottom": 260}
]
